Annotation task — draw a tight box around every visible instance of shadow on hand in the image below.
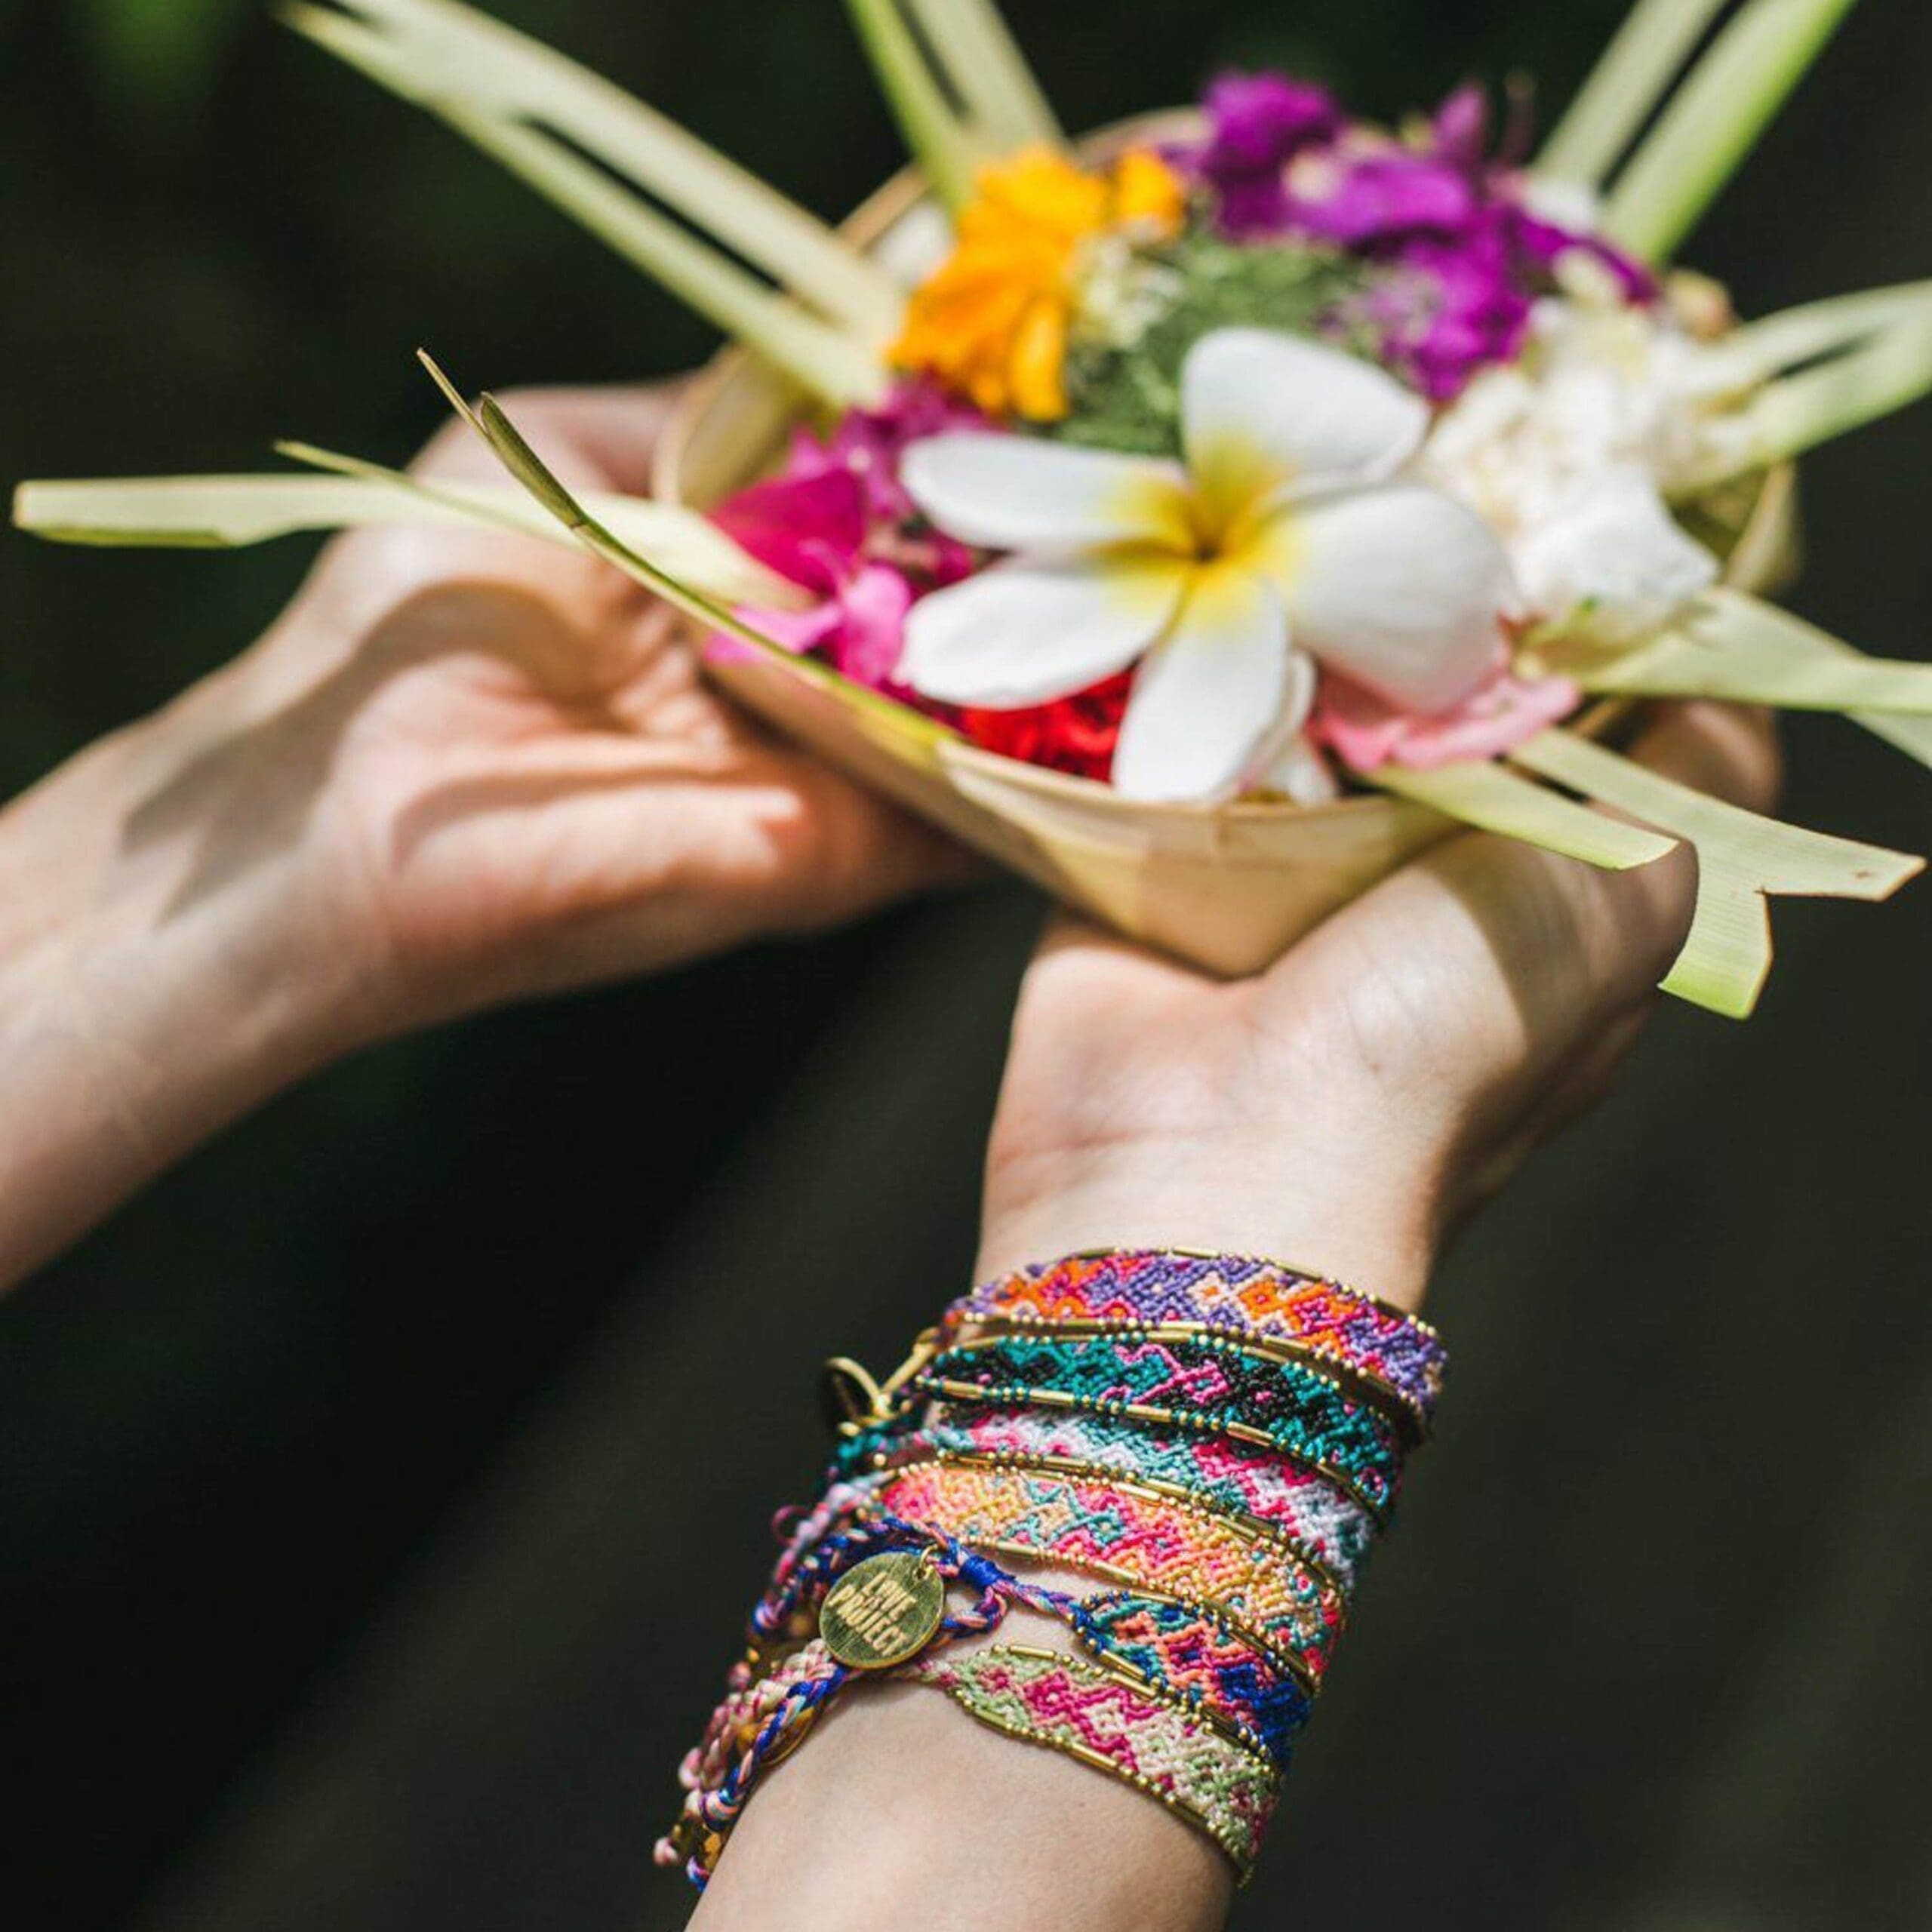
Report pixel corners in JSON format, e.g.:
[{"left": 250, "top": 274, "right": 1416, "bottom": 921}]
[{"left": 118, "top": 581, "right": 648, "bottom": 920}]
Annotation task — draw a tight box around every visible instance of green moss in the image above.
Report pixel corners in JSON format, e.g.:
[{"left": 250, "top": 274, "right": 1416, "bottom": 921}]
[{"left": 1057, "top": 235, "right": 1386, "bottom": 457}]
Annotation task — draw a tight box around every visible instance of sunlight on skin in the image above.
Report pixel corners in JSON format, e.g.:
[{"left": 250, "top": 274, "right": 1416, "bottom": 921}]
[
  {"left": 692, "top": 695, "right": 1783, "bottom": 1932},
  {"left": 0, "top": 385, "right": 971, "bottom": 1294}
]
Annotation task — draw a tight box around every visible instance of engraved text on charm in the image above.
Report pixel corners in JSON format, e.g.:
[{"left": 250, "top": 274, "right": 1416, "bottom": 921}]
[{"left": 818, "top": 1550, "right": 945, "bottom": 1669}]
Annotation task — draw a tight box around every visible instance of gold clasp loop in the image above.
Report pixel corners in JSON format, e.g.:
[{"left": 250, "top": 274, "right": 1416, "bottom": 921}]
[{"left": 817, "top": 1327, "right": 942, "bottom": 1438}]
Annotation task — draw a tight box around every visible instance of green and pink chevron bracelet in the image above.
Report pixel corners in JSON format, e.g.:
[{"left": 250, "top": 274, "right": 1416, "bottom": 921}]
[
  {"left": 914, "top": 1331, "right": 1404, "bottom": 1517},
  {"left": 904, "top": 1644, "right": 1277, "bottom": 1874},
  {"left": 868, "top": 1406, "right": 1379, "bottom": 1587},
  {"left": 952, "top": 1249, "right": 1444, "bottom": 1432},
  {"left": 879, "top": 1458, "right": 1346, "bottom": 1681}
]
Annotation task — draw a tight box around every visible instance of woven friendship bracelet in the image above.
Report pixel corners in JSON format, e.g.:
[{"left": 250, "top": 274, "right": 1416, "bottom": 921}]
[
  {"left": 751, "top": 1477, "right": 1318, "bottom": 1755},
  {"left": 902, "top": 1643, "right": 1278, "bottom": 1875},
  {"left": 879, "top": 1459, "right": 1346, "bottom": 1681},
  {"left": 758, "top": 1482, "right": 1318, "bottom": 1757},
  {"left": 1068, "top": 1592, "right": 1313, "bottom": 1760},
  {"left": 868, "top": 1406, "right": 1380, "bottom": 1588},
  {"left": 951, "top": 1249, "right": 1445, "bottom": 1426},
  {"left": 958, "top": 1314, "right": 1430, "bottom": 1442},
  {"left": 915, "top": 1331, "right": 1404, "bottom": 1517},
  {"left": 666, "top": 1251, "right": 1444, "bottom": 1886}
]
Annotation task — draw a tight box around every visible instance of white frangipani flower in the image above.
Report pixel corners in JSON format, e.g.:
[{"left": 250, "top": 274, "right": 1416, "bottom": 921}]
[
  {"left": 1423, "top": 287, "right": 1747, "bottom": 644},
  {"left": 897, "top": 328, "right": 1514, "bottom": 802}
]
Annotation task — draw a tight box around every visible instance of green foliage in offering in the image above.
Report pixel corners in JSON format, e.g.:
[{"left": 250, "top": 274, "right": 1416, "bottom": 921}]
[{"left": 1055, "top": 237, "right": 1383, "bottom": 458}]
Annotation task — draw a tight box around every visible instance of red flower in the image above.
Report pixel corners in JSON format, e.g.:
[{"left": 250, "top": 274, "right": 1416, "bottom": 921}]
[{"left": 955, "top": 671, "right": 1134, "bottom": 782}]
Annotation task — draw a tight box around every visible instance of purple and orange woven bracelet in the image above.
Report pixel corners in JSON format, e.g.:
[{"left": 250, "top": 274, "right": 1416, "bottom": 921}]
[{"left": 656, "top": 1247, "right": 1444, "bottom": 1887}]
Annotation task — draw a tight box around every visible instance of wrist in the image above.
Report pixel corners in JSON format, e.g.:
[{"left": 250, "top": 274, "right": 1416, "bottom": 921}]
[
  {"left": 0, "top": 671, "right": 386, "bottom": 1284},
  {"left": 977, "top": 1128, "right": 1445, "bottom": 1312}
]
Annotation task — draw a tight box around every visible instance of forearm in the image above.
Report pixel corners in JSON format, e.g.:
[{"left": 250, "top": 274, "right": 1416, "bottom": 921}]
[
  {"left": 690, "top": 1164, "right": 1441, "bottom": 1930},
  {"left": 694, "top": 1660, "right": 1233, "bottom": 1931},
  {"left": 0, "top": 668, "right": 372, "bottom": 1288}
]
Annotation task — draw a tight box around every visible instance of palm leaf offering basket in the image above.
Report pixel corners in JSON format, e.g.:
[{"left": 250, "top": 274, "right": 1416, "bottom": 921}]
[
  {"left": 17, "top": 0, "right": 1932, "bottom": 1016},
  {"left": 652, "top": 126, "right": 1807, "bottom": 983}
]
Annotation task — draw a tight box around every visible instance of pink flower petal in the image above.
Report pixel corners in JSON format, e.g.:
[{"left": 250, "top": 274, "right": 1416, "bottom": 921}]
[
  {"left": 710, "top": 469, "right": 866, "bottom": 593},
  {"left": 1312, "top": 655, "right": 1580, "bottom": 771}
]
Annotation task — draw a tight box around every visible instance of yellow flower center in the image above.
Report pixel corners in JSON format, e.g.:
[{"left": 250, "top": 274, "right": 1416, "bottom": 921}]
[{"left": 1104, "top": 441, "right": 1303, "bottom": 590}]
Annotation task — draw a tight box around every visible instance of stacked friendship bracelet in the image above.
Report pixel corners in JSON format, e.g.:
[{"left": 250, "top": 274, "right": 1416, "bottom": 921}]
[{"left": 657, "top": 1247, "right": 1444, "bottom": 1886}]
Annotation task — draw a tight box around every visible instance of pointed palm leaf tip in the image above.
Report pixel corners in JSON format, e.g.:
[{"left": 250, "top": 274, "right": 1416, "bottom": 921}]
[{"left": 899, "top": 328, "right": 1512, "bottom": 801}]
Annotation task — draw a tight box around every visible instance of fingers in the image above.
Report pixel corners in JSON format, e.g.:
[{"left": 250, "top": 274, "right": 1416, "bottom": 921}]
[
  {"left": 743, "top": 781, "right": 991, "bottom": 941},
  {"left": 1418, "top": 700, "right": 1783, "bottom": 1017},
  {"left": 1625, "top": 699, "right": 1782, "bottom": 812}
]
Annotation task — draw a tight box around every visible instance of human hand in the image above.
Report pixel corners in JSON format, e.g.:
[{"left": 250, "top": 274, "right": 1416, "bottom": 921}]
[
  {"left": 695, "top": 704, "right": 1781, "bottom": 1932},
  {"left": 978, "top": 703, "right": 1783, "bottom": 1309},
  {"left": 189, "top": 383, "right": 968, "bottom": 1033},
  {"left": 0, "top": 382, "right": 964, "bottom": 1285}
]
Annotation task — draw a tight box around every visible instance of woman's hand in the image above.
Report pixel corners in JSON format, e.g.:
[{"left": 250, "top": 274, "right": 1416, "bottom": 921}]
[
  {"left": 697, "top": 701, "right": 1783, "bottom": 1932},
  {"left": 980, "top": 701, "right": 1782, "bottom": 1309},
  {"left": 184, "top": 383, "right": 966, "bottom": 1025},
  {"left": 0, "top": 383, "right": 961, "bottom": 1286}
]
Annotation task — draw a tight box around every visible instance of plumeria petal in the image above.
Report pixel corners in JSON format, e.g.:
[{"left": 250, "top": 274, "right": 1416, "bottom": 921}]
[
  {"left": 901, "top": 433, "right": 1195, "bottom": 554},
  {"left": 1257, "top": 731, "right": 1343, "bottom": 804},
  {"left": 1181, "top": 328, "right": 1430, "bottom": 527},
  {"left": 1512, "top": 466, "right": 1719, "bottom": 645},
  {"left": 1112, "top": 566, "right": 1306, "bottom": 801},
  {"left": 1253, "top": 484, "right": 1512, "bottom": 712},
  {"left": 900, "top": 552, "right": 1189, "bottom": 707}
]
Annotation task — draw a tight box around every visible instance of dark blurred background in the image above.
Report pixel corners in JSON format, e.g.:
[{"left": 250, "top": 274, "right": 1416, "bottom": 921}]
[{"left": 2, "top": 2, "right": 1929, "bottom": 1927}]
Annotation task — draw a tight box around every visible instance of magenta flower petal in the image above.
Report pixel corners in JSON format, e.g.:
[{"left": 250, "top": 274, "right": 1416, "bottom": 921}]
[
  {"left": 1429, "top": 82, "right": 1490, "bottom": 169},
  {"left": 1294, "top": 152, "right": 1480, "bottom": 245},
  {"left": 827, "top": 564, "right": 915, "bottom": 688},
  {"left": 1190, "top": 69, "right": 1344, "bottom": 237},
  {"left": 1509, "top": 206, "right": 1657, "bottom": 303},
  {"left": 1203, "top": 69, "right": 1343, "bottom": 170},
  {"left": 712, "top": 469, "right": 867, "bottom": 593}
]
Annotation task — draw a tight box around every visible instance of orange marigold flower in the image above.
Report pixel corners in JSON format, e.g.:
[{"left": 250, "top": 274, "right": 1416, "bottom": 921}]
[{"left": 892, "top": 146, "right": 1187, "bottom": 421}]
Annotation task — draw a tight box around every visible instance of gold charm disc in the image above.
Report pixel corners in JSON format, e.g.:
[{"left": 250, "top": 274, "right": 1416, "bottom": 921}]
[{"left": 818, "top": 1550, "right": 945, "bottom": 1669}]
